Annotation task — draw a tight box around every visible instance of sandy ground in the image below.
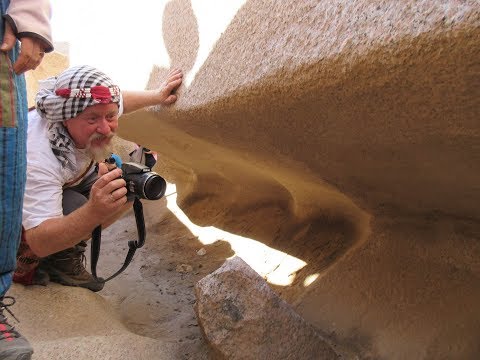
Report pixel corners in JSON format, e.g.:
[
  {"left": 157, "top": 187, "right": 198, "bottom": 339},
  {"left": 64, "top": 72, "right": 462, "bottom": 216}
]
[{"left": 95, "top": 193, "right": 233, "bottom": 359}]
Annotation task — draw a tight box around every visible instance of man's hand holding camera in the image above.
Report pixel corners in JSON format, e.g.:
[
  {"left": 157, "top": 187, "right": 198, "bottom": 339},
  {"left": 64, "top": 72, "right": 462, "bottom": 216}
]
[{"left": 87, "top": 163, "right": 129, "bottom": 222}]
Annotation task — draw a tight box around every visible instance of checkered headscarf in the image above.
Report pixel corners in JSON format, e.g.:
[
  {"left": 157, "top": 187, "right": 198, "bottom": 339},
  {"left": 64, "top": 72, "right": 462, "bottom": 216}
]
[
  {"left": 36, "top": 65, "right": 121, "bottom": 122},
  {"left": 35, "top": 65, "right": 121, "bottom": 178}
]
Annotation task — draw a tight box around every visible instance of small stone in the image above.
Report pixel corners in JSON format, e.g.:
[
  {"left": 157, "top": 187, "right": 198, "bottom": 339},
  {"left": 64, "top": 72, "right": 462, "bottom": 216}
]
[
  {"left": 176, "top": 264, "right": 193, "bottom": 273},
  {"left": 196, "top": 248, "right": 207, "bottom": 256}
]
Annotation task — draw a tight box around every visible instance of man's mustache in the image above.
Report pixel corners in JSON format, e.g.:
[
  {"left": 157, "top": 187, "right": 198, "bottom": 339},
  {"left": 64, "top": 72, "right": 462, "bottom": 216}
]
[{"left": 89, "top": 132, "right": 114, "bottom": 142}]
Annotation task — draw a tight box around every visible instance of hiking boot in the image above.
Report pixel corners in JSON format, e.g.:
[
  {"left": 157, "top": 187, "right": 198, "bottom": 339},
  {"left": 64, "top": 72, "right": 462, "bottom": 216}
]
[
  {"left": 0, "top": 296, "right": 33, "bottom": 360},
  {"left": 40, "top": 241, "right": 104, "bottom": 292}
]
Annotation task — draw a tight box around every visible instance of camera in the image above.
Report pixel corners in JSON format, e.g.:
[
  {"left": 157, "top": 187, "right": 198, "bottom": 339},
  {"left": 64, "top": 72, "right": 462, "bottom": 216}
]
[
  {"left": 122, "top": 162, "right": 166, "bottom": 200},
  {"left": 106, "top": 157, "right": 166, "bottom": 200}
]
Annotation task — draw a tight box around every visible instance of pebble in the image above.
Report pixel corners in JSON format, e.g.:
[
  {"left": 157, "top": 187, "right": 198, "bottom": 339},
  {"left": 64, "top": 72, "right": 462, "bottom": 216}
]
[{"left": 176, "top": 264, "right": 193, "bottom": 273}]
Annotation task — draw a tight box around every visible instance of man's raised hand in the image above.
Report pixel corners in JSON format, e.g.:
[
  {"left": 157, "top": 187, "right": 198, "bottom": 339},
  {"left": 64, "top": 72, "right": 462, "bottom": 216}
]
[{"left": 157, "top": 68, "right": 183, "bottom": 105}]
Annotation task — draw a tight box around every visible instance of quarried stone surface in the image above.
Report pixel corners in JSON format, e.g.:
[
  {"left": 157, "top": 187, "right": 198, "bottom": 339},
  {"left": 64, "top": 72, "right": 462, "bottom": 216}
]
[{"left": 194, "top": 256, "right": 339, "bottom": 360}]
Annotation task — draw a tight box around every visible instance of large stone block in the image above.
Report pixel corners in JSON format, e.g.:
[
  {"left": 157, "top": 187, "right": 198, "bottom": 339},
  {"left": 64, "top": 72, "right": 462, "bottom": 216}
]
[{"left": 194, "top": 256, "right": 339, "bottom": 359}]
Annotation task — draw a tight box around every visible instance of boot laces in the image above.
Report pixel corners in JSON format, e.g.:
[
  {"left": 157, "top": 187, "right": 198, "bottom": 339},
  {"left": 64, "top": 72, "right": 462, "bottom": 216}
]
[
  {"left": 72, "top": 246, "right": 88, "bottom": 275},
  {"left": 0, "top": 296, "right": 21, "bottom": 340}
]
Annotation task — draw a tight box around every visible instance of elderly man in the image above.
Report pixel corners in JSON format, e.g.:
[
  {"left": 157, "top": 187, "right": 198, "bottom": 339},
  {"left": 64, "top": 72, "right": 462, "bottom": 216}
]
[{"left": 14, "top": 65, "right": 182, "bottom": 292}]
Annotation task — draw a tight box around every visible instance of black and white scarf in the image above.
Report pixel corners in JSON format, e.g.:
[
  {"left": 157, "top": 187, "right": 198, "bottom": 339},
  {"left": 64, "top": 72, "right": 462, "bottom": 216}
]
[{"left": 35, "top": 65, "right": 121, "bottom": 178}]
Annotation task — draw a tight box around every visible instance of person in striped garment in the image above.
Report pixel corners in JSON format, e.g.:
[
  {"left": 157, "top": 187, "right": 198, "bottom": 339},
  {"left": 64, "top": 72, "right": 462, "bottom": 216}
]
[{"left": 0, "top": 1, "right": 53, "bottom": 359}]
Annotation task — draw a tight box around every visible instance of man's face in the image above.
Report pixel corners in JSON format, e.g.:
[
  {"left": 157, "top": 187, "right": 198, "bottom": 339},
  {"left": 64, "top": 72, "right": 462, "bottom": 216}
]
[{"left": 64, "top": 103, "right": 119, "bottom": 150}]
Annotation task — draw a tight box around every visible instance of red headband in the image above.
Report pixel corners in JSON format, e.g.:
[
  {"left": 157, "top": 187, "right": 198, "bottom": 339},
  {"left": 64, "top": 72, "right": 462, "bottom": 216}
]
[{"left": 55, "top": 85, "right": 121, "bottom": 104}]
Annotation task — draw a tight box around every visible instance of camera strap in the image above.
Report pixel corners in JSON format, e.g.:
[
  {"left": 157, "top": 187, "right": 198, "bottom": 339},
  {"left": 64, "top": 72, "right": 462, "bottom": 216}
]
[{"left": 90, "top": 197, "right": 146, "bottom": 283}]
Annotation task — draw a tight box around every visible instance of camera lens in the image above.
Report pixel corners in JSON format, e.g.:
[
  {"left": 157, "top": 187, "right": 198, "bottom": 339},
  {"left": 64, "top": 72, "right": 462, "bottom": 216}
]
[{"left": 143, "top": 174, "right": 167, "bottom": 200}]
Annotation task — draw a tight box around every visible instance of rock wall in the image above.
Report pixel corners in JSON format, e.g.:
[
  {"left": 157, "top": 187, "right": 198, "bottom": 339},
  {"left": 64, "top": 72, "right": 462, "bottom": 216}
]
[
  {"left": 25, "top": 51, "right": 69, "bottom": 108},
  {"left": 118, "top": 1, "right": 480, "bottom": 358}
]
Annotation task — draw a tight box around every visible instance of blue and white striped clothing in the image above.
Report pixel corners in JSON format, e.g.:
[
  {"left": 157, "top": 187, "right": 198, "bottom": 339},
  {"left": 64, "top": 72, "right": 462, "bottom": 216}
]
[{"left": 0, "top": 0, "right": 28, "bottom": 297}]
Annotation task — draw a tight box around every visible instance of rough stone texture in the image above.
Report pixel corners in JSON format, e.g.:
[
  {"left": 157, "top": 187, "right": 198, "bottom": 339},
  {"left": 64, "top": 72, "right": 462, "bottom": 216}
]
[
  {"left": 131, "top": 0, "right": 480, "bottom": 220},
  {"left": 117, "top": 1, "right": 480, "bottom": 358},
  {"left": 194, "top": 256, "right": 338, "bottom": 360}
]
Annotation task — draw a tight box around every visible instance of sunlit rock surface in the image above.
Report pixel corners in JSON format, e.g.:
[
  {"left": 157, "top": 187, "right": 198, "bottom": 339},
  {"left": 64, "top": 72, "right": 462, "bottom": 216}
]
[{"left": 118, "top": 0, "right": 480, "bottom": 358}]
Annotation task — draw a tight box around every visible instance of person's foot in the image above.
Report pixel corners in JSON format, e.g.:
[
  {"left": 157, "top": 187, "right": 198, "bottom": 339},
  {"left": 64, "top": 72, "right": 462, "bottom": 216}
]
[
  {"left": 0, "top": 296, "right": 33, "bottom": 360},
  {"left": 40, "top": 241, "right": 104, "bottom": 292}
]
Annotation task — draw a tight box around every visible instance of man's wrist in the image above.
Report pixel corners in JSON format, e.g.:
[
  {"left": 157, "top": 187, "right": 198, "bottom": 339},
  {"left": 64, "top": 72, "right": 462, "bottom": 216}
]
[{"left": 81, "top": 201, "right": 105, "bottom": 227}]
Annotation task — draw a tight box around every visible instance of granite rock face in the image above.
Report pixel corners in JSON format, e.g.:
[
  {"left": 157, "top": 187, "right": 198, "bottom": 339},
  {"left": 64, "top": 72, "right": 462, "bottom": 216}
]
[
  {"left": 194, "top": 257, "right": 339, "bottom": 360},
  {"left": 116, "top": 0, "right": 479, "bottom": 358}
]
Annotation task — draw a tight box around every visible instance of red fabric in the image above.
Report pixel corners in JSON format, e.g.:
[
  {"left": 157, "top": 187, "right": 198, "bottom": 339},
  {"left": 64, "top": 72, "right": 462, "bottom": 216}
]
[
  {"left": 12, "top": 268, "right": 36, "bottom": 286},
  {"left": 13, "top": 227, "right": 40, "bottom": 286},
  {"left": 55, "top": 86, "right": 113, "bottom": 103},
  {"left": 90, "top": 86, "right": 112, "bottom": 103},
  {"left": 55, "top": 88, "right": 71, "bottom": 97}
]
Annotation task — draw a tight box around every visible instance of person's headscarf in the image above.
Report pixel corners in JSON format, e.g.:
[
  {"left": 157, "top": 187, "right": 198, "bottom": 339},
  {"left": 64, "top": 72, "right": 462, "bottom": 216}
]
[{"left": 35, "top": 65, "right": 121, "bottom": 177}]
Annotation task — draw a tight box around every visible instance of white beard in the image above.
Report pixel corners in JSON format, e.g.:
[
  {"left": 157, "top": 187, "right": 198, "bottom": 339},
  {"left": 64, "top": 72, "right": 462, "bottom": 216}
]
[{"left": 85, "top": 133, "right": 115, "bottom": 162}]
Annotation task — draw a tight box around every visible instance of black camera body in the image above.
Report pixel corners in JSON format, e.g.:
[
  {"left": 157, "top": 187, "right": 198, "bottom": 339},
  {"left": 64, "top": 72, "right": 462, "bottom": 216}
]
[{"left": 121, "top": 162, "right": 166, "bottom": 201}]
